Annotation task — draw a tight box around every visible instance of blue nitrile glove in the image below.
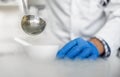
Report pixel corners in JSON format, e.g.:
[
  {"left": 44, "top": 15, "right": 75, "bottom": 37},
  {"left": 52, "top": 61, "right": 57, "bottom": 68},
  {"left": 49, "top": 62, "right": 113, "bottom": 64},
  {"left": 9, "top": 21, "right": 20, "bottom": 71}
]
[{"left": 56, "top": 38, "right": 99, "bottom": 60}]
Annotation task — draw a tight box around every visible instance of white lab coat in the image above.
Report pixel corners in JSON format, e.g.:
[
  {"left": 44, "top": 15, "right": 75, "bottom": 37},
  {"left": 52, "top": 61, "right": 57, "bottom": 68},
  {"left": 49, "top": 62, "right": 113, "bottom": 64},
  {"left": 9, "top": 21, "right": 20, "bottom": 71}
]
[{"left": 37, "top": 0, "right": 120, "bottom": 56}]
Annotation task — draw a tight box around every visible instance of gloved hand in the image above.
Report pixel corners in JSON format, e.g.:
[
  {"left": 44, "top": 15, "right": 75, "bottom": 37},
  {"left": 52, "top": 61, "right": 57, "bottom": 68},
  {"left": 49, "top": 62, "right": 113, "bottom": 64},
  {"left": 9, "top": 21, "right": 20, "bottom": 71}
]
[{"left": 56, "top": 38, "right": 99, "bottom": 60}]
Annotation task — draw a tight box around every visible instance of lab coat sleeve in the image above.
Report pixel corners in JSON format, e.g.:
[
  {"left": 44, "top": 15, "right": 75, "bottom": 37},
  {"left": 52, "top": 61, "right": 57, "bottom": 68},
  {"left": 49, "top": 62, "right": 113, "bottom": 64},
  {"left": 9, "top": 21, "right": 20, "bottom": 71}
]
[{"left": 95, "top": 1, "right": 120, "bottom": 54}]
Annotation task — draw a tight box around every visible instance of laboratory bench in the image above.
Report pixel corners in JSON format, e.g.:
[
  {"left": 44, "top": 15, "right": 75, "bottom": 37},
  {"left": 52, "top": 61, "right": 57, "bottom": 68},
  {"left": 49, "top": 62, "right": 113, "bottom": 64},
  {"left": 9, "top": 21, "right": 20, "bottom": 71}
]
[{"left": 0, "top": 47, "right": 120, "bottom": 77}]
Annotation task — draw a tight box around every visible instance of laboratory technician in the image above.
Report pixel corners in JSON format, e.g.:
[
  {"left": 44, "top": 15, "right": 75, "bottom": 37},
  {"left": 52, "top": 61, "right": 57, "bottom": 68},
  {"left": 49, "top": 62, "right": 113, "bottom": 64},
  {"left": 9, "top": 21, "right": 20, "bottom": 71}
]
[{"left": 40, "top": 0, "right": 120, "bottom": 60}]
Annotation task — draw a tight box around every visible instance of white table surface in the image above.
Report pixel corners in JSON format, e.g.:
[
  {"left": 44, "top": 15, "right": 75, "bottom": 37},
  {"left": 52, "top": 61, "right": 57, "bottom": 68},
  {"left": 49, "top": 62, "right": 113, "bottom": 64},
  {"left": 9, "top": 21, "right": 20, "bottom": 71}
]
[{"left": 0, "top": 51, "right": 120, "bottom": 77}]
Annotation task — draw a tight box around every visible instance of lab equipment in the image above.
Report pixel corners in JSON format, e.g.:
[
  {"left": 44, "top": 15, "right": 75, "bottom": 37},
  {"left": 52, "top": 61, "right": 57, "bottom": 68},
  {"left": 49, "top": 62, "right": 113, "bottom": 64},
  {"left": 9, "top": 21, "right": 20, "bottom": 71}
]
[
  {"left": 24, "top": 45, "right": 59, "bottom": 60},
  {"left": 21, "top": 0, "right": 46, "bottom": 35},
  {"left": 56, "top": 38, "right": 99, "bottom": 60}
]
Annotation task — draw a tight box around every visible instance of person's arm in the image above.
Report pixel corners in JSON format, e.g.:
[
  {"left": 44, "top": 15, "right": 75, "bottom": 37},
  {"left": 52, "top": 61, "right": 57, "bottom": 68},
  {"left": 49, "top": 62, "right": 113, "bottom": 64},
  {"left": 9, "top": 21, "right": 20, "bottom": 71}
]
[
  {"left": 94, "top": 1, "right": 120, "bottom": 57},
  {"left": 89, "top": 38, "right": 105, "bottom": 55}
]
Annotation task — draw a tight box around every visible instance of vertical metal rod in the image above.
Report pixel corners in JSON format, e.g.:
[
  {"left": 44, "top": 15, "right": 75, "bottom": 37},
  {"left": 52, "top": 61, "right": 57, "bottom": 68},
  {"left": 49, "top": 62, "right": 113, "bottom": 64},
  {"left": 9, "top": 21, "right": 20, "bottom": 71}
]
[{"left": 22, "top": 0, "right": 28, "bottom": 14}]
